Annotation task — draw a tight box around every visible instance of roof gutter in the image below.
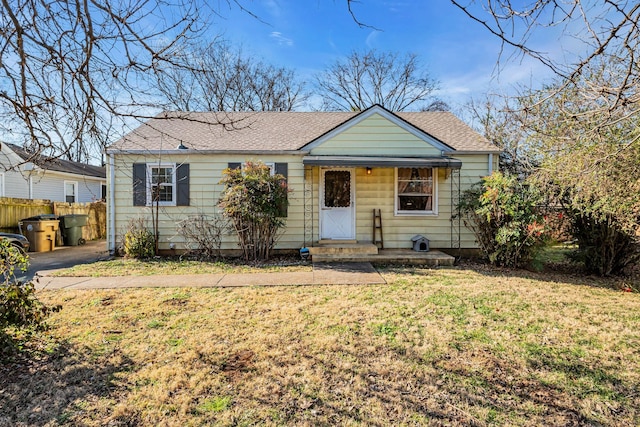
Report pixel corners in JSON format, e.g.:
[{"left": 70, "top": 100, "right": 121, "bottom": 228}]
[
  {"left": 303, "top": 155, "right": 462, "bottom": 169},
  {"left": 25, "top": 166, "right": 106, "bottom": 181},
  {"left": 443, "top": 150, "right": 502, "bottom": 155},
  {"left": 105, "top": 149, "right": 308, "bottom": 156},
  {"left": 108, "top": 153, "right": 116, "bottom": 255}
]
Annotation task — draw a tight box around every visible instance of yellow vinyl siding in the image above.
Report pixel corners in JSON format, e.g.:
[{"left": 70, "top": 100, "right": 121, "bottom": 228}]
[
  {"left": 459, "top": 153, "right": 493, "bottom": 186},
  {"left": 304, "top": 155, "right": 490, "bottom": 250},
  {"left": 310, "top": 114, "right": 443, "bottom": 157},
  {"left": 324, "top": 154, "right": 490, "bottom": 249},
  {"left": 110, "top": 151, "right": 495, "bottom": 252},
  {"left": 456, "top": 154, "right": 493, "bottom": 248},
  {"left": 111, "top": 154, "right": 307, "bottom": 252},
  {"left": 352, "top": 167, "right": 453, "bottom": 249}
]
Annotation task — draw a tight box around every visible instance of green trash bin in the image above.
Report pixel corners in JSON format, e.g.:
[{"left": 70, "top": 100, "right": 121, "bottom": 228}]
[{"left": 60, "top": 214, "right": 89, "bottom": 246}]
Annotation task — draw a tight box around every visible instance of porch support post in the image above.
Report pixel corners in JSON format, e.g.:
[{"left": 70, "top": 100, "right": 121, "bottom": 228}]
[{"left": 303, "top": 165, "right": 314, "bottom": 247}]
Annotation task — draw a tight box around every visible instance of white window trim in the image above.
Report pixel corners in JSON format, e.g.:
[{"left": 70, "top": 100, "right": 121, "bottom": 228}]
[
  {"left": 264, "top": 162, "right": 275, "bottom": 175},
  {"left": 146, "top": 163, "right": 176, "bottom": 206},
  {"left": 64, "top": 180, "right": 78, "bottom": 203},
  {"left": 394, "top": 167, "right": 438, "bottom": 216}
]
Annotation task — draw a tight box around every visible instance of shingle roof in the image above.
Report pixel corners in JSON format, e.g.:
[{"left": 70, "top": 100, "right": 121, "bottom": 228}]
[
  {"left": 396, "top": 112, "right": 498, "bottom": 152},
  {"left": 7, "top": 143, "right": 106, "bottom": 179},
  {"left": 110, "top": 108, "right": 498, "bottom": 153}
]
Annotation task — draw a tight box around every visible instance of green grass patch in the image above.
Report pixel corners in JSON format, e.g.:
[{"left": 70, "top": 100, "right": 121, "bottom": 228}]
[{"left": 197, "top": 396, "right": 232, "bottom": 413}]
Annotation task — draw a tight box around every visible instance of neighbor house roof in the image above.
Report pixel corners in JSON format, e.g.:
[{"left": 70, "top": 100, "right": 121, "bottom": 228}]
[
  {"left": 109, "top": 105, "right": 498, "bottom": 153},
  {"left": 5, "top": 143, "right": 106, "bottom": 179}
]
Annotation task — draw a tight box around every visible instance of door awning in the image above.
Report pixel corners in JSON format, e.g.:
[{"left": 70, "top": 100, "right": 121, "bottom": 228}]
[{"left": 302, "top": 155, "right": 462, "bottom": 169}]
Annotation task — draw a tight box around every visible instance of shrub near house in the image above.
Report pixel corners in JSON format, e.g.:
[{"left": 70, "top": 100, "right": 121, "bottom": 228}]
[
  {"left": 459, "top": 172, "right": 547, "bottom": 267},
  {"left": 219, "top": 161, "right": 289, "bottom": 261}
]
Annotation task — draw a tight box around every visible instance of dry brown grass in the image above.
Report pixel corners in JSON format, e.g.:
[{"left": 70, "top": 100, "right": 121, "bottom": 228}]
[
  {"left": 52, "top": 256, "right": 312, "bottom": 277},
  {"left": 2, "top": 264, "right": 639, "bottom": 426}
]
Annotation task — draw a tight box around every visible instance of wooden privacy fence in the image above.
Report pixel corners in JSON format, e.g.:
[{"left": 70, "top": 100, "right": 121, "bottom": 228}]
[
  {"left": 53, "top": 201, "right": 107, "bottom": 241},
  {"left": 0, "top": 197, "right": 106, "bottom": 241},
  {"left": 0, "top": 198, "right": 52, "bottom": 232}
]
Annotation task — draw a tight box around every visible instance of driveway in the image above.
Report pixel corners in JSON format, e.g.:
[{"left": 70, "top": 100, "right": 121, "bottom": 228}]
[{"left": 21, "top": 240, "right": 110, "bottom": 282}]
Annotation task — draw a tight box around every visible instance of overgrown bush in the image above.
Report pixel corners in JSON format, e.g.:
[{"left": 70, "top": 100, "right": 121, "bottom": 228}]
[
  {"left": 176, "top": 214, "right": 227, "bottom": 260},
  {"left": 458, "top": 172, "right": 548, "bottom": 268},
  {"left": 567, "top": 210, "right": 640, "bottom": 276},
  {"left": 219, "top": 161, "right": 289, "bottom": 261},
  {"left": 0, "top": 239, "right": 59, "bottom": 357},
  {"left": 122, "top": 217, "right": 156, "bottom": 258}
]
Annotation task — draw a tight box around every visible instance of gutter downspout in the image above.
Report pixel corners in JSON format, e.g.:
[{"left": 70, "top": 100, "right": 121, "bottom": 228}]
[{"left": 108, "top": 153, "right": 116, "bottom": 254}]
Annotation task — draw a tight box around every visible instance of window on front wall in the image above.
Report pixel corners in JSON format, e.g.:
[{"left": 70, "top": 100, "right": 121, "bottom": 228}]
[
  {"left": 133, "top": 163, "right": 189, "bottom": 207},
  {"left": 147, "top": 164, "right": 176, "bottom": 205},
  {"left": 64, "top": 181, "right": 78, "bottom": 203},
  {"left": 395, "top": 167, "right": 436, "bottom": 215}
]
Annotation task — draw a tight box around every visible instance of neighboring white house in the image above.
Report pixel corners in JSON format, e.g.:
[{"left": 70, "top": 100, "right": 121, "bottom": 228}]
[
  {"left": 0, "top": 142, "right": 106, "bottom": 202},
  {"left": 107, "top": 105, "right": 500, "bottom": 255}
]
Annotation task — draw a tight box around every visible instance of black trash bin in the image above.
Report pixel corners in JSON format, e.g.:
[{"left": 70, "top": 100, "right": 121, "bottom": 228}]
[{"left": 59, "top": 214, "right": 89, "bottom": 246}]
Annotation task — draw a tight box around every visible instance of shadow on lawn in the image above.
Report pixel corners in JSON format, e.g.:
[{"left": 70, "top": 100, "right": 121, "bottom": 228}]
[
  {"left": 287, "top": 345, "right": 634, "bottom": 425},
  {"left": 449, "top": 258, "right": 635, "bottom": 292},
  {"left": 313, "top": 262, "right": 378, "bottom": 274},
  {"left": 0, "top": 342, "right": 135, "bottom": 426}
]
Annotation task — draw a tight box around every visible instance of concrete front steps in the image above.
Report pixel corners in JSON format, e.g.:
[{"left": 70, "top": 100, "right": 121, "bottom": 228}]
[{"left": 309, "top": 240, "right": 455, "bottom": 266}]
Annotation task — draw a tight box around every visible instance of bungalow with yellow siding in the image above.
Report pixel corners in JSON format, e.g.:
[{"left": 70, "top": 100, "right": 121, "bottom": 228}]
[{"left": 106, "top": 104, "right": 499, "bottom": 260}]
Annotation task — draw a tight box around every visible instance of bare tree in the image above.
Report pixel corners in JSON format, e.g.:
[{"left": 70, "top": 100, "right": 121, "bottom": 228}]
[
  {"left": 155, "top": 40, "right": 308, "bottom": 112},
  {"left": 420, "top": 99, "right": 451, "bottom": 112},
  {"left": 314, "top": 49, "right": 443, "bottom": 112},
  {"left": 0, "top": 0, "right": 248, "bottom": 164},
  {"left": 465, "top": 95, "right": 533, "bottom": 176},
  {"left": 446, "top": 1, "right": 640, "bottom": 274},
  {"left": 450, "top": 1, "right": 640, "bottom": 131}
]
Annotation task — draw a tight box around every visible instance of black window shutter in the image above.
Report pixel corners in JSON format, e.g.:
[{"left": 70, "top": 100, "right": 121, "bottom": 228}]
[
  {"left": 176, "top": 163, "right": 190, "bottom": 206},
  {"left": 132, "top": 163, "right": 147, "bottom": 206},
  {"left": 275, "top": 162, "right": 287, "bottom": 179},
  {"left": 227, "top": 162, "right": 241, "bottom": 170},
  {"left": 275, "top": 162, "right": 288, "bottom": 217}
]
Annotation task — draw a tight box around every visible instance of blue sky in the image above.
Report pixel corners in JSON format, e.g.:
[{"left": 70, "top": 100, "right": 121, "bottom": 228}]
[{"left": 210, "top": 0, "right": 567, "bottom": 111}]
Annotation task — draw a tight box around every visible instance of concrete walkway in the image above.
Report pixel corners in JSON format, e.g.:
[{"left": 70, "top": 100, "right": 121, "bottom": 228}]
[
  {"left": 35, "top": 262, "right": 387, "bottom": 290},
  {"left": 24, "top": 240, "right": 111, "bottom": 282}
]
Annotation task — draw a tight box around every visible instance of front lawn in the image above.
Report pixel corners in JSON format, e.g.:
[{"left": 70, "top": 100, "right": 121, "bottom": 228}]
[
  {"left": 3, "top": 265, "right": 639, "bottom": 426},
  {"left": 52, "top": 256, "right": 312, "bottom": 277}
]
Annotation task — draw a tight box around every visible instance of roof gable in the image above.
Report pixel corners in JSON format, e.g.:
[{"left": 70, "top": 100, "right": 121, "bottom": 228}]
[
  {"left": 0, "top": 142, "right": 25, "bottom": 170},
  {"left": 303, "top": 105, "right": 451, "bottom": 157}
]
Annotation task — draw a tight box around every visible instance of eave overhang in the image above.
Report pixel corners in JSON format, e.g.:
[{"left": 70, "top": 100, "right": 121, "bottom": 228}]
[
  {"left": 105, "top": 149, "right": 306, "bottom": 156},
  {"left": 302, "top": 155, "right": 462, "bottom": 169}
]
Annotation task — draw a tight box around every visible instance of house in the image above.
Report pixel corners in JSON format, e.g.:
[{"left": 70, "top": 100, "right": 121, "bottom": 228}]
[
  {"left": 0, "top": 142, "right": 106, "bottom": 203},
  {"left": 106, "top": 105, "right": 499, "bottom": 256}
]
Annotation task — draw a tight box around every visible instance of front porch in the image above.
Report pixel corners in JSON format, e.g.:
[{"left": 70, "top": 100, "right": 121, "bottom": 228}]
[
  {"left": 308, "top": 241, "right": 456, "bottom": 266},
  {"left": 301, "top": 163, "right": 463, "bottom": 255}
]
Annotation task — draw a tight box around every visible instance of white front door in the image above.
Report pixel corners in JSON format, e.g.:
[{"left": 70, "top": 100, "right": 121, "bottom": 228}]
[{"left": 320, "top": 168, "right": 355, "bottom": 240}]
